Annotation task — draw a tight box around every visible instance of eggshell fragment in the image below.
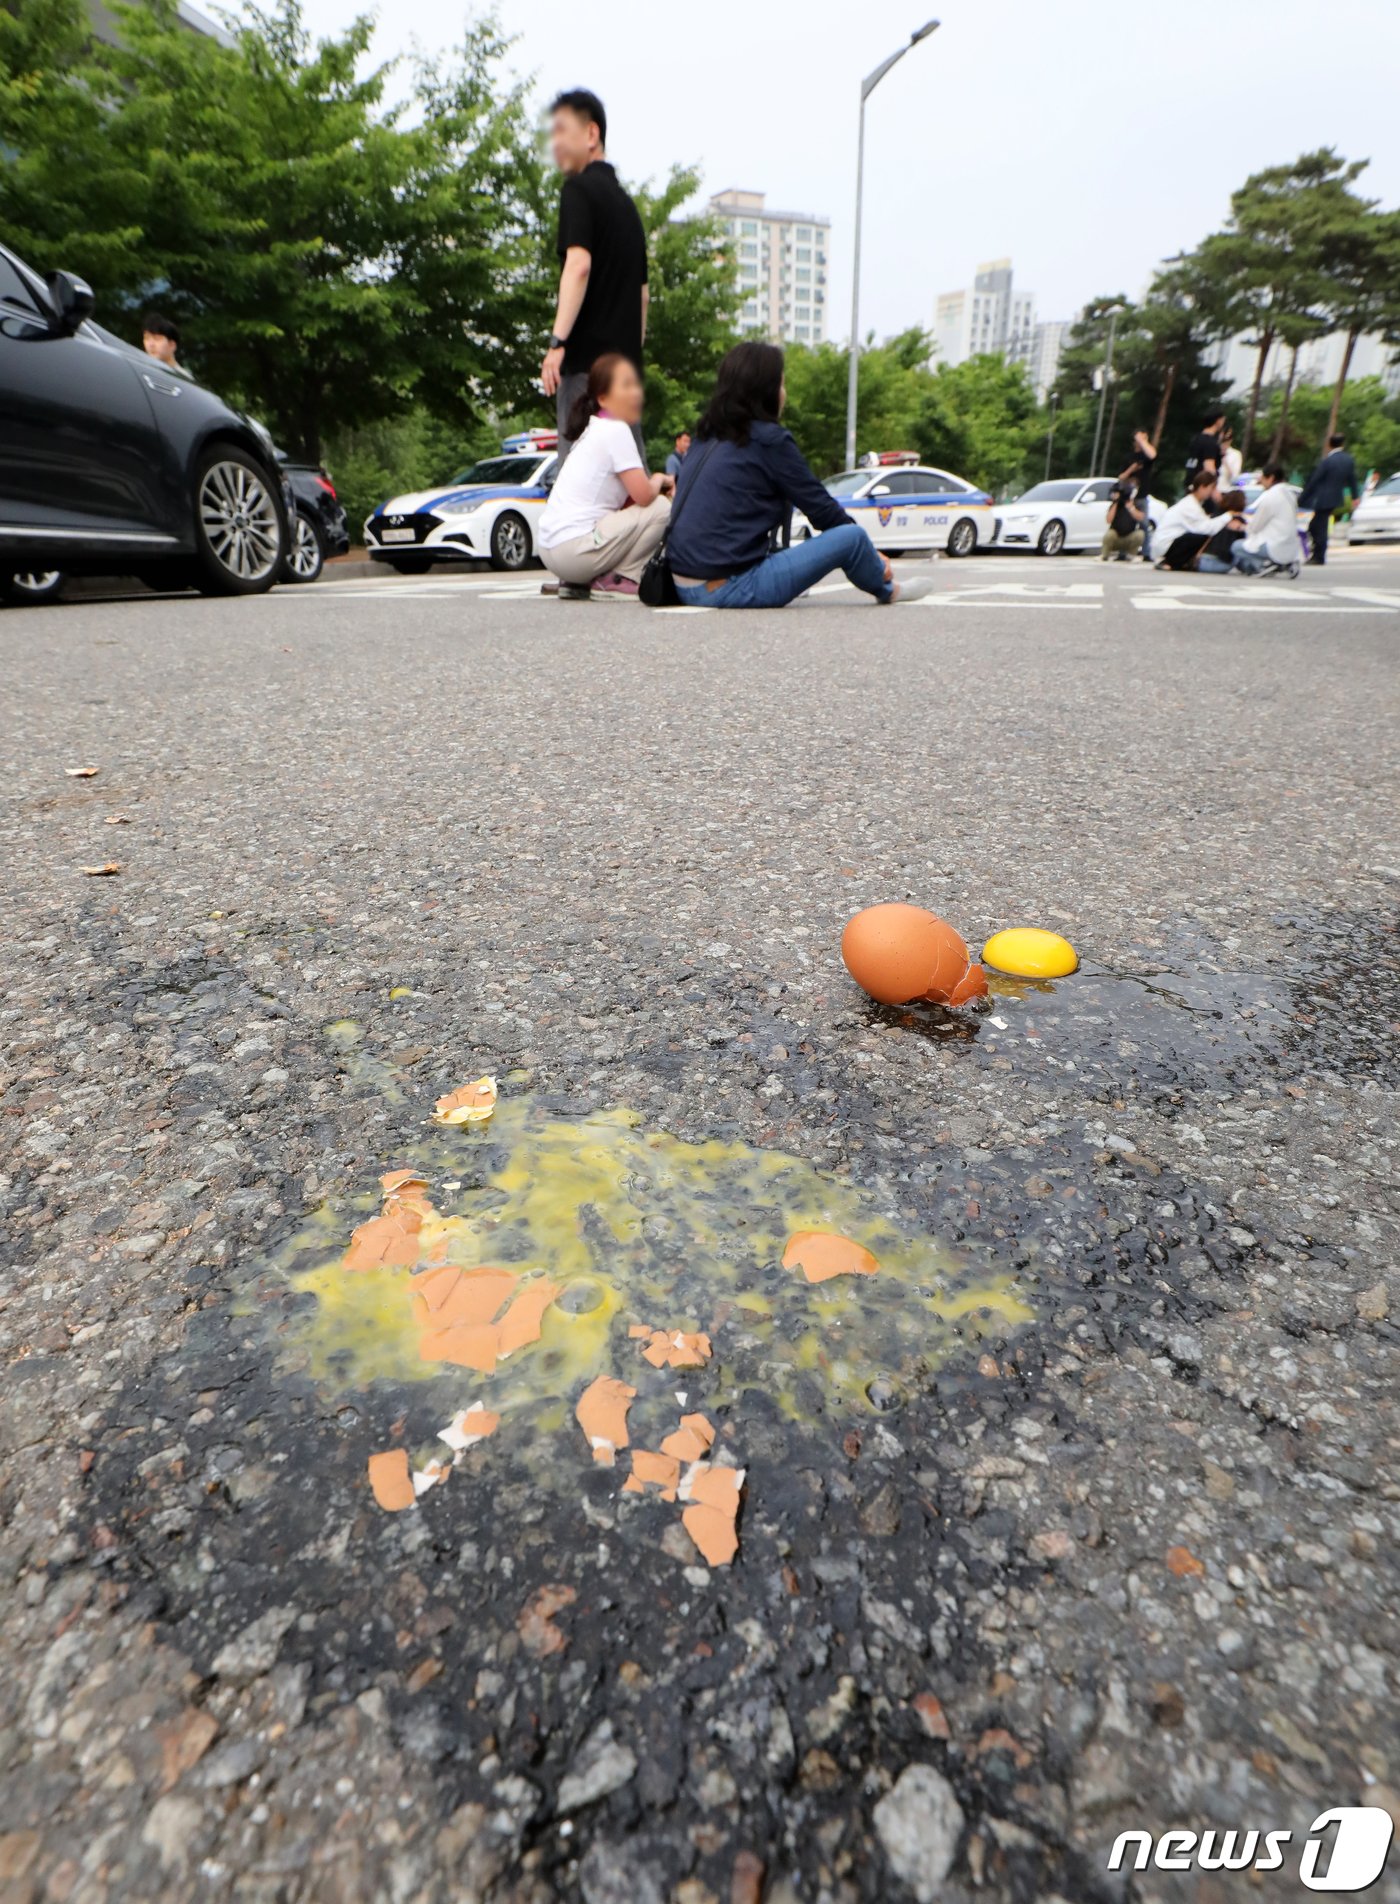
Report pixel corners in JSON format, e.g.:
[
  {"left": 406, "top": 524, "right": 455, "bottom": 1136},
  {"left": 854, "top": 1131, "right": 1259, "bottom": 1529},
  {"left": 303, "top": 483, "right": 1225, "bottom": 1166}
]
[
  {"left": 431, "top": 1076, "right": 497, "bottom": 1125},
  {"left": 438, "top": 1402, "right": 500, "bottom": 1453},
  {"left": 344, "top": 1209, "right": 423, "bottom": 1271},
  {"left": 840, "top": 903, "right": 986, "bottom": 1007},
  {"left": 496, "top": 1278, "right": 562, "bottom": 1358},
  {"left": 576, "top": 1376, "right": 637, "bottom": 1466},
  {"left": 624, "top": 1449, "right": 682, "bottom": 1500},
  {"left": 679, "top": 1462, "right": 745, "bottom": 1567},
  {"left": 661, "top": 1414, "right": 716, "bottom": 1464},
  {"left": 782, "top": 1231, "right": 879, "bottom": 1284},
  {"left": 367, "top": 1448, "right": 415, "bottom": 1513},
  {"left": 629, "top": 1324, "right": 712, "bottom": 1369},
  {"left": 982, "top": 927, "right": 1079, "bottom": 979}
]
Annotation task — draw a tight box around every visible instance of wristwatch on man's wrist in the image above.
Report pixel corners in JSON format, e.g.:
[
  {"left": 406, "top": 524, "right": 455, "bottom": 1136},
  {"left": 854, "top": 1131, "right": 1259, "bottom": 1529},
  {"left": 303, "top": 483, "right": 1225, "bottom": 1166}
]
[{"left": 548, "top": 335, "right": 567, "bottom": 352}]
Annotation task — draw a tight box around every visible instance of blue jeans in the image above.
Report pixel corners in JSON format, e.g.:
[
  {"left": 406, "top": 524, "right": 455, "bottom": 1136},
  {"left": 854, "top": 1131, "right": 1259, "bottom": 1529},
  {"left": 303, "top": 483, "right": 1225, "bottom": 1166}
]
[
  {"left": 675, "top": 523, "right": 893, "bottom": 609},
  {"left": 1197, "top": 552, "right": 1232, "bottom": 573}
]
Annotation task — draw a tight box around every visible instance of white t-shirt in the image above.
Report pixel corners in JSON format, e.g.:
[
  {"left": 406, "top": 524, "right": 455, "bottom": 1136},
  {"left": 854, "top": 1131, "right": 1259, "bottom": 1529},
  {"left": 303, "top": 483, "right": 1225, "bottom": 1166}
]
[
  {"left": 538, "top": 417, "right": 641, "bottom": 550},
  {"left": 1153, "top": 492, "right": 1214, "bottom": 562},
  {"left": 1241, "top": 483, "right": 1302, "bottom": 566}
]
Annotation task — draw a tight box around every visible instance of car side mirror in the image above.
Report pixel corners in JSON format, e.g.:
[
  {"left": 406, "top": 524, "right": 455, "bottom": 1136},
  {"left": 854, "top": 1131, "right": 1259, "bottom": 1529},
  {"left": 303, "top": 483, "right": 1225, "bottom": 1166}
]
[
  {"left": 46, "top": 269, "right": 95, "bottom": 335},
  {"left": 870, "top": 483, "right": 891, "bottom": 497}
]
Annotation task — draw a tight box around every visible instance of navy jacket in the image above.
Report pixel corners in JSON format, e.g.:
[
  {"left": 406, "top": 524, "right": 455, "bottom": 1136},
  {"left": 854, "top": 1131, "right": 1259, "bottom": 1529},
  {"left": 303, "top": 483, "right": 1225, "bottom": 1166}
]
[
  {"left": 1300, "top": 449, "right": 1359, "bottom": 513},
  {"left": 666, "top": 421, "right": 852, "bottom": 579}
]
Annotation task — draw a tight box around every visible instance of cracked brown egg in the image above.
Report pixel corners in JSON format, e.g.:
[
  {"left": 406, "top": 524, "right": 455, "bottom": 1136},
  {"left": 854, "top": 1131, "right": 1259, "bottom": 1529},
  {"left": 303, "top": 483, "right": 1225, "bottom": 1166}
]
[{"left": 840, "top": 903, "right": 988, "bottom": 1007}]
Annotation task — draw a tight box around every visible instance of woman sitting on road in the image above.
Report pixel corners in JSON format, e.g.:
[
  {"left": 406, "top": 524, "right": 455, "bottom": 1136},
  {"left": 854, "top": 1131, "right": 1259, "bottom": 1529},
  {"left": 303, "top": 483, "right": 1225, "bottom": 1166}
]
[
  {"left": 538, "top": 354, "right": 672, "bottom": 600},
  {"left": 666, "top": 341, "right": 932, "bottom": 609}
]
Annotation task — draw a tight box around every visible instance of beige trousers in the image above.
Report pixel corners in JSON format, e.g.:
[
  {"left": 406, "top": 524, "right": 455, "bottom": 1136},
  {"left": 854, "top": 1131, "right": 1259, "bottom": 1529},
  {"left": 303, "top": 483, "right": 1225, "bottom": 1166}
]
[{"left": 543, "top": 495, "right": 671, "bottom": 585}]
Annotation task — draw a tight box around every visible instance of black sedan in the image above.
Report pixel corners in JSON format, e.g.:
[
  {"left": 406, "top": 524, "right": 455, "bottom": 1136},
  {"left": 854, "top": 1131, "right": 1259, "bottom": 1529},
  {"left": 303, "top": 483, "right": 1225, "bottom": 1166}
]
[
  {"left": 278, "top": 455, "right": 350, "bottom": 584},
  {"left": 0, "top": 240, "right": 287, "bottom": 596}
]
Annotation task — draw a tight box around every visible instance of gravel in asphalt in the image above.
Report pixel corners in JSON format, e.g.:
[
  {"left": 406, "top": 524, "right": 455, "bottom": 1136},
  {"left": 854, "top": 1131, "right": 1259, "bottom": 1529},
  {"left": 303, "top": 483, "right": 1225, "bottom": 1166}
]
[{"left": 1, "top": 550, "right": 1398, "bottom": 1904}]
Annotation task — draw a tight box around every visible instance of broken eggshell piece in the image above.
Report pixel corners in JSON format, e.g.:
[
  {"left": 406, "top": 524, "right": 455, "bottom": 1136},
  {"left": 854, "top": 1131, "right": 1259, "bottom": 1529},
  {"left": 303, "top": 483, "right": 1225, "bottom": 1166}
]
[
  {"left": 782, "top": 1231, "right": 880, "bottom": 1284},
  {"left": 575, "top": 1375, "right": 637, "bottom": 1466},
  {"left": 431, "top": 1075, "right": 498, "bottom": 1126},
  {"left": 840, "top": 903, "right": 987, "bottom": 1008}
]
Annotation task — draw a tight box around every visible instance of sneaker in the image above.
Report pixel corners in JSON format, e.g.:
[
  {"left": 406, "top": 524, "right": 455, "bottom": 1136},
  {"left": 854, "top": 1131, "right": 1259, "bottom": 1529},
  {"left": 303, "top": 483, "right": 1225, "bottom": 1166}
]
[
  {"left": 1286, "top": 561, "right": 1301, "bottom": 580},
  {"left": 889, "top": 576, "right": 934, "bottom": 604},
  {"left": 590, "top": 572, "right": 639, "bottom": 599},
  {"left": 557, "top": 583, "right": 590, "bottom": 602}
]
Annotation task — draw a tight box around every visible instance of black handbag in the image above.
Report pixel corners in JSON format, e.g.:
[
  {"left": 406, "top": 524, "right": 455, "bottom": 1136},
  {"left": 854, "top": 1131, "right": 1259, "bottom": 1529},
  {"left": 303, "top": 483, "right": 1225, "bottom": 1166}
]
[{"left": 639, "top": 441, "right": 716, "bottom": 608}]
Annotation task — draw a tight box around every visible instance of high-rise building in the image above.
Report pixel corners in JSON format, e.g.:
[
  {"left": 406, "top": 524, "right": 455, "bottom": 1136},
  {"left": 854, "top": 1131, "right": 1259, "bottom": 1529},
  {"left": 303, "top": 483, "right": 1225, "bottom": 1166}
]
[
  {"left": 933, "top": 258, "right": 1069, "bottom": 397},
  {"left": 933, "top": 258, "right": 1035, "bottom": 369},
  {"left": 1025, "top": 320, "right": 1070, "bottom": 401},
  {"left": 709, "top": 190, "right": 830, "bottom": 346}
]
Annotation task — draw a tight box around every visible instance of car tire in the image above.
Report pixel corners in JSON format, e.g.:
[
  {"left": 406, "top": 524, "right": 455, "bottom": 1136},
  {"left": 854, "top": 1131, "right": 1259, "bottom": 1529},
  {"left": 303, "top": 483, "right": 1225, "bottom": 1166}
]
[
  {"left": 1, "top": 570, "right": 65, "bottom": 605},
  {"left": 947, "top": 519, "right": 978, "bottom": 558},
  {"left": 1036, "top": 519, "right": 1067, "bottom": 556},
  {"left": 385, "top": 555, "right": 433, "bottom": 576},
  {"left": 192, "top": 446, "right": 286, "bottom": 594},
  {"left": 490, "top": 510, "right": 531, "bottom": 572},
  {"left": 283, "top": 511, "right": 325, "bottom": 584}
]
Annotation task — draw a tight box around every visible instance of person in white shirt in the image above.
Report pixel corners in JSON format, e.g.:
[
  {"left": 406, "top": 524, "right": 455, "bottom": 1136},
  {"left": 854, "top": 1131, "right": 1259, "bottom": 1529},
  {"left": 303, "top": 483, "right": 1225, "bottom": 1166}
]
[
  {"left": 1230, "top": 463, "right": 1302, "bottom": 574},
  {"left": 1153, "top": 470, "right": 1220, "bottom": 569},
  {"left": 538, "top": 353, "right": 672, "bottom": 599}
]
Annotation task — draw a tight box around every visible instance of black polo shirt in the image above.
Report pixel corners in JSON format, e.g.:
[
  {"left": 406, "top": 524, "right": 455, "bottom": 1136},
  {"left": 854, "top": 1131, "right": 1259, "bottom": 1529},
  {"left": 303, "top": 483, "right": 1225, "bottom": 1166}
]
[
  {"left": 1184, "top": 431, "right": 1221, "bottom": 480},
  {"left": 556, "top": 161, "right": 648, "bottom": 376}
]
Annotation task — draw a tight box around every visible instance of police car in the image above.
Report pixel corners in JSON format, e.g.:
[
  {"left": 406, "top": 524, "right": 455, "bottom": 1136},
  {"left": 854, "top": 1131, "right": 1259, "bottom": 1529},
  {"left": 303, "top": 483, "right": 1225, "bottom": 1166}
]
[
  {"left": 791, "top": 452, "right": 995, "bottom": 556},
  {"left": 364, "top": 431, "right": 559, "bottom": 572}
]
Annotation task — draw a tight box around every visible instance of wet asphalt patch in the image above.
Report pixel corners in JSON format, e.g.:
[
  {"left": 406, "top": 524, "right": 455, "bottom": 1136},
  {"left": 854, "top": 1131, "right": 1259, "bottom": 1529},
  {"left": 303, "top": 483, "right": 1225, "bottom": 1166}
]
[{"left": 48, "top": 913, "right": 1384, "bottom": 1901}]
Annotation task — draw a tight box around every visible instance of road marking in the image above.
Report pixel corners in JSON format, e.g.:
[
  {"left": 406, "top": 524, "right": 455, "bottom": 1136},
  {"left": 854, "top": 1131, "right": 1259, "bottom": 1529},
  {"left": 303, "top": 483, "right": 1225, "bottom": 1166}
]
[
  {"left": 1131, "top": 591, "right": 1394, "bottom": 613},
  {"left": 1327, "top": 587, "right": 1400, "bottom": 609}
]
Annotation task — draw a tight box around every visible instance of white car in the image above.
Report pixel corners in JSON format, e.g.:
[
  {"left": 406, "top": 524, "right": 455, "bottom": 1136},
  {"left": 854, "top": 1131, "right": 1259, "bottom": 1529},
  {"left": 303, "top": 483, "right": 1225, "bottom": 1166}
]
[
  {"left": 365, "top": 442, "right": 558, "bottom": 573},
  {"left": 792, "top": 463, "right": 996, "bottom": 557},
  {"left": 1348, "top": 473, "right": 1400, "bottom": 544},
  {"left": 994, "top": 477, "right": 1165, "bottom": 555}
]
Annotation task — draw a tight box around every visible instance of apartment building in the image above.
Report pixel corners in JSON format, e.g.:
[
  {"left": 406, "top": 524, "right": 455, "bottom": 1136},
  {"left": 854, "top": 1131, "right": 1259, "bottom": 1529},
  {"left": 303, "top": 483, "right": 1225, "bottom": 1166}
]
[{"left": 709, "top": 190, "right": 830, "bottom": 345}]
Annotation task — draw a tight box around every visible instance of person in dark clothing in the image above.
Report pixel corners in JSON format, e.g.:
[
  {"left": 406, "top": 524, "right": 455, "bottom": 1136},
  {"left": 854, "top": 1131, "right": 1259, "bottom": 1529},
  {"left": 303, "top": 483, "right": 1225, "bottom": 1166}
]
[
  {"left": 1298, "top": 432, "right": 1360, "bottom": 564},
  {"left": 1100, "top": 478, "right": 1145, "bottom": 559},
  {"left": 1184, "top": 411, "right": 1226, "bottom": 486},
  {"left": 540, "top": 89, "right": 649, "bottom": 462},
  {"left": 666, "top": 343, "right": 932, "bottom": 608}
]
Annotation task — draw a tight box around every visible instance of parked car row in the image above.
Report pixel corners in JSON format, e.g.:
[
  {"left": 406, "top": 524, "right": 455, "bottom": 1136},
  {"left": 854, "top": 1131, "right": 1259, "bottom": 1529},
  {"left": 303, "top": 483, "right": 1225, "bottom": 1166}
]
[{"left": 0, "top": 237, "right": 347, "bottom": 605}]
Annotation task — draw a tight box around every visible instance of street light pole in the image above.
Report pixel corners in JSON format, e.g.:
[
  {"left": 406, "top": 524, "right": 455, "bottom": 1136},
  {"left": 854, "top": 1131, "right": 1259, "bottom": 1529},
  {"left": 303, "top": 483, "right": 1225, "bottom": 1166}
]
[
  {"left": 1044, "top": 389, "right": 1060, "bottom": 479},
  {"left": 845, "top": 20, "right": 939, "bottom": 471},
  {"left": 1089, "top": 306, "right": 1123, "bottom": 477}
]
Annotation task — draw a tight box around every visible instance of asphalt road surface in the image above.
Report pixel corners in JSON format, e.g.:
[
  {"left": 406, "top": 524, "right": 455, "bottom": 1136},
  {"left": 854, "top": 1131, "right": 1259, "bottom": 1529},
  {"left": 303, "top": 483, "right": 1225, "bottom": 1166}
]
[{"left": 2, "top": 549, "right": 1398, "bottom": 1904}]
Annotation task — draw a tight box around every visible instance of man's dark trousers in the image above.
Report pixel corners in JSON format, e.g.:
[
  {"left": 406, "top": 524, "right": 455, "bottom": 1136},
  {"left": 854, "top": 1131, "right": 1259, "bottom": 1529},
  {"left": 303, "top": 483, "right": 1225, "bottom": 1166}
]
[{"left": 1308, "top": 509, "right": 1331, "bottom": 565}]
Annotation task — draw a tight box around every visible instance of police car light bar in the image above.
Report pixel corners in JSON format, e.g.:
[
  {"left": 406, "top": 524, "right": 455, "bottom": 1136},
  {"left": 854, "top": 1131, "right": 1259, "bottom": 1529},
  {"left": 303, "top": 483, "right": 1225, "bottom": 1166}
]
[{"left": 502, "top": 429, "right": 560, "bottom": 452}]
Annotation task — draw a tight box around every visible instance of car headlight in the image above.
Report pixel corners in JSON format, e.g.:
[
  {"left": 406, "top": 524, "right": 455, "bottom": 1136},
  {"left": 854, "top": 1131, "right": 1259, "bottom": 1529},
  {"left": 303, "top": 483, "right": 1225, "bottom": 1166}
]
[{"left": 438, "top": 497, "right": 490, "bottom": 516}]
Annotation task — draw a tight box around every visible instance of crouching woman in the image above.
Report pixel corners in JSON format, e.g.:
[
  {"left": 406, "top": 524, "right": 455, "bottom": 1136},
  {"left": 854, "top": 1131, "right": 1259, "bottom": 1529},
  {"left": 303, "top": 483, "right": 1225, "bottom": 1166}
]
[
  {"left": 538, "top": 354, "right": 672, "bottom": 598},
  {"left": 666, "top": 341, "right": 930, "bottom": 608}
]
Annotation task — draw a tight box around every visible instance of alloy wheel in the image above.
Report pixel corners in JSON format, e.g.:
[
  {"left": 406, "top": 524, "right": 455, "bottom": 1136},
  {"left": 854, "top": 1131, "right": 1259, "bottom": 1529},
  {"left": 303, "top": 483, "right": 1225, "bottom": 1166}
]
[
  {"left": 288, "top": 514, "right": 322, "bottom": 580},
  {"left": 199, "top": 461, "right": 282, "bottom": 582},
  {"left": 494, "top": 514, "right": 529, "bottom": 568}
]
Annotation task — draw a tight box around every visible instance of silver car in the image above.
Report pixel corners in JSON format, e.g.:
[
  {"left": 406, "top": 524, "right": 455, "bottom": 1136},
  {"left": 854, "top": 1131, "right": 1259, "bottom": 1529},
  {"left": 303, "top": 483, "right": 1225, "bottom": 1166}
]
[
  {"left": 993, "top": 477, "right": 1165, "bottom": 555},
  {"left": 1348, "top": 473, "right": 1400, "bottom": 544}
]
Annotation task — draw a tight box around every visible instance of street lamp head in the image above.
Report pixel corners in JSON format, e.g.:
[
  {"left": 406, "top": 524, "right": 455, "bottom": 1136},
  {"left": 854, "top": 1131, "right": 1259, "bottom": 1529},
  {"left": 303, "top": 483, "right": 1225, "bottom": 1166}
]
[{"left": 910, "top": 19, "right": 940, "bottom": 42}]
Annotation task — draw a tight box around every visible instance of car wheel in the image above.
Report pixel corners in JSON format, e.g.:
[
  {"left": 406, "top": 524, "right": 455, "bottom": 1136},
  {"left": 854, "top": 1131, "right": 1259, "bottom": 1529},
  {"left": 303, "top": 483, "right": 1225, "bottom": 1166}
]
[
  {"left": 490, "top": 511, "right": 531, "bottom": 571},
  {"left": 947, "top": 519, "right": 978, "bottom": 558},
  {"left": 385, "top": 555, "right": 433, "bottom": 576},
  {"left": 193, "top": 447, "right": 286, "bottom": 594},
  {"left": 1, "top": 570, "right": 64, "bottom": 605},
  {"left": 283, "top": 511, "right": 325, "bottom": 584},
  {"left": 1036, "top": 519, "right": 1067, "bottom": 556}
]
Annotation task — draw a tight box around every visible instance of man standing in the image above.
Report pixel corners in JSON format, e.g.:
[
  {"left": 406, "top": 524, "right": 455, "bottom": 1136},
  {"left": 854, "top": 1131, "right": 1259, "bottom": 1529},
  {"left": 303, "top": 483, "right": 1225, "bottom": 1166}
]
[
  {"left": 540, "top": 89, "right": 649, "bottom": 463},
  {"left": 1184, "top": 411, "right": 1226, "bottom": 486},
  {"left": 141, "top": 312, "right": 192, "bottom": 380},
  {"left": 665, "top": 430, "right": 691, "bottom": 481},
  {"left": 1298, "top": 432, "right": 1360, "bottom": 565}
]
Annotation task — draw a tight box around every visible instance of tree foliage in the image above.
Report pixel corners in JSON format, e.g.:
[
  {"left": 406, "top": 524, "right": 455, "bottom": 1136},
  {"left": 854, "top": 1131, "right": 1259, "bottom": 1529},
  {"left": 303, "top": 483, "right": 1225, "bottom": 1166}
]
[{"left": 1, "top": 0, "right": 545, "bottom": 458}]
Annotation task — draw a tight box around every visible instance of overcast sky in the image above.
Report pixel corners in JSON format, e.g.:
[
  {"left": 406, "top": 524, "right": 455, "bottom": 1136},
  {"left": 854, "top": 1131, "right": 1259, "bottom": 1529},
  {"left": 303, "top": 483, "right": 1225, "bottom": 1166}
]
[{"left": 298, "top": 0, "right": 1400, "bottom": 342}]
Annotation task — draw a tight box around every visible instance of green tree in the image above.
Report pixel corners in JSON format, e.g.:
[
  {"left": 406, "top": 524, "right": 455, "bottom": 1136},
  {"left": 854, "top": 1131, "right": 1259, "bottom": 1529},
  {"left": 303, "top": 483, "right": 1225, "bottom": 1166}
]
[
  {"left": 632, "top": 170, "right": 741, "bottom": 462},
  {"left": 1315, "top": 203, "right": 1400, "bottom": 448},
  {"left": 0, "top": 0, "right": 546, "bottom": 458},
  {"left": 1255, "top": 375, "right": 1400, "bottom": 485},
  {"left": 910, "top": 354, "right": 1039, "bottom": 495},
  {"left": 1203, "top": 150, "right": 1370, "bottom": 461}
]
